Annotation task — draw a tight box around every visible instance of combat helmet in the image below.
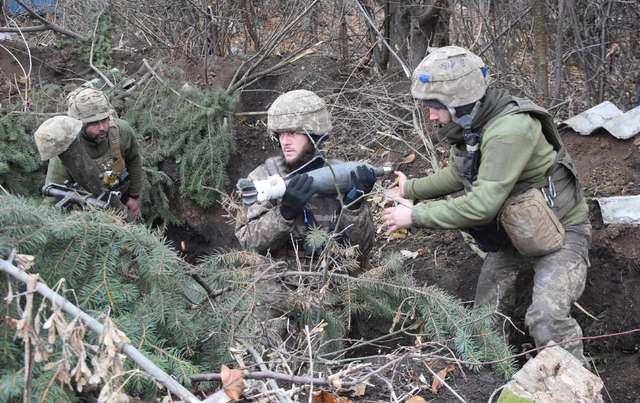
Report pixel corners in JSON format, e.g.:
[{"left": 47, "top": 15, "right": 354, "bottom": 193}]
[
  {"left": 411, "top": 46, "right": 488, "bottom": 110},
  {"left": 34, "top": 116, "right": 83, "bottom": 161},
  {"left": 67, "top": 87, "right": 112, "bottom": 123},
  {"left": 267, "top": 90, "right": 332, "bottom": 136}
]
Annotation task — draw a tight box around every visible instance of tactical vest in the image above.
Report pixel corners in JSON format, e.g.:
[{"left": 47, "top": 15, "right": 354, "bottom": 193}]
[
  {"left": 90, "top": 121, "right": 128, "bottom": 191},
  {"left": 456, "top": 98, "right": 584, "bottom": 252}
]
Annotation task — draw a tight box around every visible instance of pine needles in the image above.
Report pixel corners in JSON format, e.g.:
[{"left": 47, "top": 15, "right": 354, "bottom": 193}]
[
  {"left": 124, "top": 77, "right": 238, "bottom": 208},
  {"left": 0, "top": 195, "right": 210, "bottom": 400}
]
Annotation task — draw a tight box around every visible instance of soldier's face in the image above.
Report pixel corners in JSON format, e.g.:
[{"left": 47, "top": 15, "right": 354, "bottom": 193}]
[
  {"left": 426, "top": 107, "right": 451, "bottom": 125},
  {"left": 85, "top": 117, "right": 110, "bottom": 143},
  {"left": 278, "top": 131, "right": 311, "bottom": 164}
]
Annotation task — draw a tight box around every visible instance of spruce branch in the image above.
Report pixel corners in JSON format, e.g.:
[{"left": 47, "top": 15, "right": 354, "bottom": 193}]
[{"left": 0, "top": 256, "right": 201, "bottom": 403}]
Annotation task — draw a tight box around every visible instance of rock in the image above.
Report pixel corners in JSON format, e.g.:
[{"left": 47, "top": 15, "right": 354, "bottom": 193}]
[{"left": 497, "top": 345, "right": 604, "bottom": 403}]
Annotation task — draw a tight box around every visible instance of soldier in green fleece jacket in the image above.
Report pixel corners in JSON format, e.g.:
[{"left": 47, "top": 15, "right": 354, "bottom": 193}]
[{"left": 383, "top": 46, "right": 591, "bottom": 363}]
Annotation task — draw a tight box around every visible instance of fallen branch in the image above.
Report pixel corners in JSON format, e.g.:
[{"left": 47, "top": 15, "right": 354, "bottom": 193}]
[
  {"left": 191, "top": 368, "right": 358, "bottom": 388},
  {"left": 244, "top": 344, "right": 292, "bottom": 403},
  {"left": 0, "top": 25, "right": 48, "bottom": 33},
  {"left": 0, "top": 254, "right": 202, "bottom": 403},
  {"left": 12, "top": 0, "right": 87, "bottom": 41}
]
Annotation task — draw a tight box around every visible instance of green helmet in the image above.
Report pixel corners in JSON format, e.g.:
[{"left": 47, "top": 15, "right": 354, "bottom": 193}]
[
  {"left": 67, "top": 87, "right": 112, "bottom": 123},
  {"left": 267, "top": 90, "right": 332, "bottom": 135},
  {"left": 34, "top": 116, "right": 83, "bottom": 161},
  {"left": 411, "top": 46, "right": 488, "bottom": 108}
]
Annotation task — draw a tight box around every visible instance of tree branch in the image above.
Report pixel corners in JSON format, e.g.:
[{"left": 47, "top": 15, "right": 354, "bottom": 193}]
[
  {"left": 0, "top": 255, "right": 202, "bottom": 403},
  {"left": 0, "top": 25, "right": 48, "bottom": 33},
  {"left": 192, "top": 368, "right": 357, "bottom": 388},
  {"left": 13, "top": 0, "right": 87, "bottom": 41}
]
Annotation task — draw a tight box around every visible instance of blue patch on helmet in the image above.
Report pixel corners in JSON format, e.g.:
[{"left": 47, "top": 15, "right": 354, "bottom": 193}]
[
  {"left": 481, "top": 65, "right": 488, "bottom": 78},
  {"left": 418, "top": 74, "right": 431, "bottom": 83}
]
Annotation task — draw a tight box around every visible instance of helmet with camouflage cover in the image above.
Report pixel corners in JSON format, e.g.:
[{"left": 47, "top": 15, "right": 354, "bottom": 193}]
[
  {"left": 411, "top": 46, "right": 488, "bottom": 108},
  {"left": 34, "top": 116, "right": 83, "bottom": 161},
  {"left": 267, "top": 90, "right": 332, "bottom": 135},
  {"left": 67, "top": 86, "right": 112, "bottom": 123}
]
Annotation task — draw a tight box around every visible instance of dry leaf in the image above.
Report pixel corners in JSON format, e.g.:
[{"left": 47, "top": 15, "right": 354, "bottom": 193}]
[
  {"left": 350, "top": 383, "right": 366, "bottom": 397},
  {"left": 401, "top": 153, "right": 416, "bottom": 164},
  {"left": 312, "top": 391, "right": 350, "bottom": 403},
  {"left": 388, "top": 228, "right": 409, "bottom": 240},
  {"left": 406, "top": 397, "right": 426, "bottom": 403},
  {"left": 431, "top": 365, "right": 456, "bottom": 394},
  {"left": 220, "top": 365, "right": 245, "bottom": 400},
  {"left": 312, "top": 391, "right": 335, "bottom": 403}
]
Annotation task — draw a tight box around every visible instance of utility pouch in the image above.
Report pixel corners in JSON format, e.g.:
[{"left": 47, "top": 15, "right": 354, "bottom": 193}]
[{"left": 500, "top": 188, "right": 565, "bottom": 256}]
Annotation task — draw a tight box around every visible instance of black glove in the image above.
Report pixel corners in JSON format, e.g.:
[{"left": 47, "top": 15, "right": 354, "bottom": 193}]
[
  {"left": 343, "top": 165, "right": 376, "bottom": 209},
  {"left": 280, "top": 174, "right": 315, "bottom": 220}
]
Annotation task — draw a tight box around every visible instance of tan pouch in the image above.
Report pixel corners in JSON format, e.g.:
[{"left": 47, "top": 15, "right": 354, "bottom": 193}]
[{"left": 500, "top": 188, "right": 565, "bottom": 256}]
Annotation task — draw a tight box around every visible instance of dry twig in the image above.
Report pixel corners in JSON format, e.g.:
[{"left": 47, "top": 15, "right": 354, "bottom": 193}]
[{"left": 12, "top": 0, "right": 87, "bottom": 41}]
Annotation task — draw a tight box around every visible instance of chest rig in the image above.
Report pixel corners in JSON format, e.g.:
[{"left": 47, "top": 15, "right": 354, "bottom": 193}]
[{"left": 89, "top": 121, "right": 129, "bottom": 191}]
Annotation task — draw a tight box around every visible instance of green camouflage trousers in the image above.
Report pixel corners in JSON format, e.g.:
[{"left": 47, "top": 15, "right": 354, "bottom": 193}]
[{"left": 474, "top": 224, "right": 591, "bottom": 362}]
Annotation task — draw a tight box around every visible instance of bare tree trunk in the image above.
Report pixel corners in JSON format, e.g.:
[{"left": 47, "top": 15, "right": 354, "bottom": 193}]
[
  {"left": 387, "top": 0, "right": 449, "bottom": 69},
  {"left": 338, "top": 0, "right": 348, "bottom": 64},
  {"left": 412, "top": 0, "right": 450, "bottom": 65},
  {"left": 207, "top": 4, "right": 222, "bottom": 56},
  {"left": 597, "top": 0, "right": 613, "bottom": 103},
  {"left": 531, "top": 0, "right": 549, "bottom": 100},
  {"left": 1, "top": 0, "right": 7, "bottom": 26},
  {"left": 307, "top": 2, "right": 319, "bottom": 41},
  {"left": 388, "top": 0, "right": 411, "bottom": 67},
  {"left": 362, "top": 0, "right": 387, "bottom": 72},
  {"left": 240, "top": 0, "right": 261, "bottom": 51},
  {"left": 552, "top": 0, "right": 566, "bottom": 101},
  {"left": 381, "top": 0, "right": 390, "bottom": 68}
]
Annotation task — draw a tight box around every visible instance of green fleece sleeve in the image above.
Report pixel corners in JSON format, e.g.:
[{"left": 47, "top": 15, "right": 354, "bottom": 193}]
[
  {"left": 403, "top": 158, "right": 463, "bottom": 201},
  {"left": 411, "top": 115, "right": 542, "bottom": 229},
  {"left": 117, "top": 119, "right": 144, "bottom": 196}
]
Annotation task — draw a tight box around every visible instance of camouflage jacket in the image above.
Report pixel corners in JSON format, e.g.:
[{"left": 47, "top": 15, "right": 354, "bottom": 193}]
[
  {"left": 235, "top": 156, "right": 375, "bottom": 259},
  {"left": 45, "top": 118, "right": 144, "bottom": 197}
]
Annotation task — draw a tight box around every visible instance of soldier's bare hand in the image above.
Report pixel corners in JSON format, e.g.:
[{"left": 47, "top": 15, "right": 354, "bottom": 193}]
[
  {"left": 383, "top": 202, "right": 413, "bottom": 233},
  {"left": 126, "top": 197, "right": 141, "bottom": 220},
  {"left": 394, "top": 171, "right": 408, "bottom": 198}
]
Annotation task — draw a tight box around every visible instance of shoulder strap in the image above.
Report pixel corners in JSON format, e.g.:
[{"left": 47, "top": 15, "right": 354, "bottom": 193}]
[
  {"left": 501, "top": 98, "right": 584, "bottom": 217},
  {"left": 108, "top": 120, "right": 126, "bottom": 175}
]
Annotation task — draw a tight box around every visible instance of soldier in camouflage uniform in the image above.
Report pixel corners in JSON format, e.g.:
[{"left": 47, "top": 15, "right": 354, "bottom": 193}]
[
  {"left": 236, "top": 89, "right": 375, "bottom": 267},
  {"left": 35, "top": 87, "right": 144, "bottom": 219},
  {"left": 383, "top": 46, "right": 591, "bottom": 363}
]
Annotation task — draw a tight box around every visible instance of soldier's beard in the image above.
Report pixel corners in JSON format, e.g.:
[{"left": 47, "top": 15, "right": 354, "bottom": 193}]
[{"left": 285, "top": 143, "right": 316, "bottom": 170}]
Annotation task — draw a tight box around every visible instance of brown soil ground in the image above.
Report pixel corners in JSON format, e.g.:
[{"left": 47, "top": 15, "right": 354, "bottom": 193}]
[{"left": 3, "top": 41, "right": 640, "bottom": 401}]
